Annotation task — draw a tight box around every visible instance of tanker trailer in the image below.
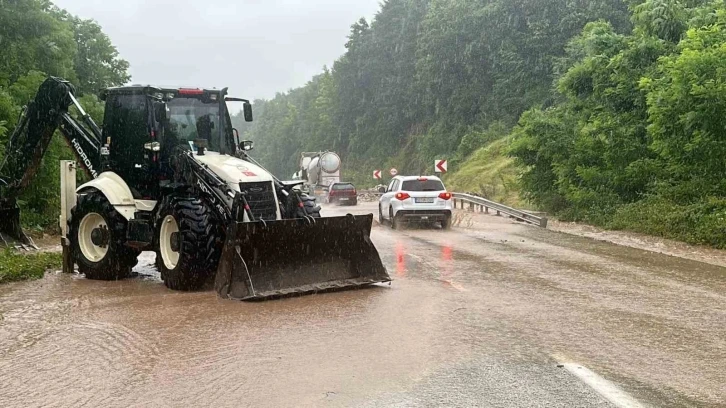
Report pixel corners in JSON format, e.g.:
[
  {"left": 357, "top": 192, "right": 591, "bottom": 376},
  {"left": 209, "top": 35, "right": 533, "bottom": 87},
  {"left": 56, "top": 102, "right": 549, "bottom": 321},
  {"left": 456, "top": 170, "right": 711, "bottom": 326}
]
[{"left": 299, "top": 151, "right": 341, "bottom": 198}]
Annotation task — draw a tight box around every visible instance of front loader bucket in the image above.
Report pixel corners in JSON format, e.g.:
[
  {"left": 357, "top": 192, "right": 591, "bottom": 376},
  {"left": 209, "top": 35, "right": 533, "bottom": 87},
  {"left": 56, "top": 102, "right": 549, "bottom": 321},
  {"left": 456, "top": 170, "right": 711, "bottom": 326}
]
[
  {"left": 215, "top": 213, "right": 390, "bottom": 300},
  {"left": 0, "top": 203, "right": 36, "bottom": 249}
]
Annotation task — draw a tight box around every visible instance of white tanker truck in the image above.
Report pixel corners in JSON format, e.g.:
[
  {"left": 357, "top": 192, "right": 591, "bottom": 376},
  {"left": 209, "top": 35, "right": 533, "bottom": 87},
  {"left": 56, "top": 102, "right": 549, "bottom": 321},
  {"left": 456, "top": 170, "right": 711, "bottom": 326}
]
[{"left": 293, "top": 151, "right": 341, "bottom": 197}]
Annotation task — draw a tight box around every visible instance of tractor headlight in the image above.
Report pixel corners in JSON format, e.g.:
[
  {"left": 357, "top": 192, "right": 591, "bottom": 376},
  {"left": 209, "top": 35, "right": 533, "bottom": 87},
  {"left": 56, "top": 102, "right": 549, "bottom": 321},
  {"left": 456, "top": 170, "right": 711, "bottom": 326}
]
[{"left": 144, "top": 142, "right": 161, "bottom": 152}]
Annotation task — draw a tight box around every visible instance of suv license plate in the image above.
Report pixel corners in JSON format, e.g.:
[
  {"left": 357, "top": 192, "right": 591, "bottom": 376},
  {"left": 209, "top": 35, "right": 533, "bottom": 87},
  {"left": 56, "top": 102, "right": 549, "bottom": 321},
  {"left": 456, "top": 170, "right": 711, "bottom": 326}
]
[
  {"left": 415, "top": 198, "right": 434, "bottom": 203},
  {"left": 339, "top": 197, "right": 349, "bottom": 200}
]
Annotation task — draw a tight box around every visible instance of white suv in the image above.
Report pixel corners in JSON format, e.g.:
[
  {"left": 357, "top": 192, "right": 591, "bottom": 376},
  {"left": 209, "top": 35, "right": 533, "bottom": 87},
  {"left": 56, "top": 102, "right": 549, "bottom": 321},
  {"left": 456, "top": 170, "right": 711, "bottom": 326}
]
[{"left": 378, "top": 175, "right": 453, "bottom": 229}]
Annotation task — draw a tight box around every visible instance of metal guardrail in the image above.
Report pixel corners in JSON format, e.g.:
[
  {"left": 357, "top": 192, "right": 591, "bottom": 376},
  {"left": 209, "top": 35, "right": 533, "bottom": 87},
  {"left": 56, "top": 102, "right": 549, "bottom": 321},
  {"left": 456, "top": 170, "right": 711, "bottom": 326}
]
[
  {"left": 360, "top": 190, "right": 548, "bottom": 228},
  {"left": 452, "top": 192, "right": 547, "bottom": 228}
]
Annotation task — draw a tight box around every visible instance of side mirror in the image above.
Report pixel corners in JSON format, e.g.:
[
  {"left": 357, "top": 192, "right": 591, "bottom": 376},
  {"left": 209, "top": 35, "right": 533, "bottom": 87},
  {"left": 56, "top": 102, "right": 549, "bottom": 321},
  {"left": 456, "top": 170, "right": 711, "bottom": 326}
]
[
  {"left": 243, "top": 101, "right": 253, "bottom": 122},
  {"left": 240, "top": 140, "right": 254, "bottom": 151},
  {"left": 378, "top": 186, "right": 386, "bottom": 194}
]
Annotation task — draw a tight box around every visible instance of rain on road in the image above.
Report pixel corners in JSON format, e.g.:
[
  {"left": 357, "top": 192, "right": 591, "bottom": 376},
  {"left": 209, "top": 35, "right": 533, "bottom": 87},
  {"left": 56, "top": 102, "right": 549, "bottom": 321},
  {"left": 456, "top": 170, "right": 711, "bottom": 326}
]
[{"left": 0, "top": 202, "right": 724, "bottom": 407}]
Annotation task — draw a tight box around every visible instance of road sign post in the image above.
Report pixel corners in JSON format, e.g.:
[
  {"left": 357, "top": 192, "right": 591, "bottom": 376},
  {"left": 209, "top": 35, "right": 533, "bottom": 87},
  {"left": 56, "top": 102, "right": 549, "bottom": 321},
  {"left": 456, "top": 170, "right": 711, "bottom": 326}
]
[{"left": 435, "top": 160, "right": 447, "bottom": 173}]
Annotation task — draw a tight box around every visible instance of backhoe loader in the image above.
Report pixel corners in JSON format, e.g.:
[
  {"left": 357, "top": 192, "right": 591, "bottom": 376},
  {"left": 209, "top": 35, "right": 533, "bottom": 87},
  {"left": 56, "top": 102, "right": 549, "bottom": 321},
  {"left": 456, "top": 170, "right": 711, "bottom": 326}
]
[{"left": 0, "top": 77, "right": 390, "bottom": 300}]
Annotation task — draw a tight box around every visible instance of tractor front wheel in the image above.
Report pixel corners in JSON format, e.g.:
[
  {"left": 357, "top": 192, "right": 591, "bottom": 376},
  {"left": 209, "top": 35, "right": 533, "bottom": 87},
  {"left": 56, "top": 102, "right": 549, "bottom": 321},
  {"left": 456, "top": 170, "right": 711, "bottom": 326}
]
[
  {"left": 156, "top": 198, "right": 219, "bottom": 291},
  {"left": 70, "top": 191, "right": 138, "bottom": 280},
  {"left": 293, "top": 193, "right": 322, "bottom": 219}
]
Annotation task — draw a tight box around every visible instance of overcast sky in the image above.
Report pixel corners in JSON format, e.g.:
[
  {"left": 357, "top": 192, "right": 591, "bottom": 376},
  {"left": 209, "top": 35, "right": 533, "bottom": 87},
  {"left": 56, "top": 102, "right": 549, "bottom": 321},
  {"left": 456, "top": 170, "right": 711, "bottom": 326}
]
[{"left": 52, "top": 0, "right": 381, "bottom": 100}]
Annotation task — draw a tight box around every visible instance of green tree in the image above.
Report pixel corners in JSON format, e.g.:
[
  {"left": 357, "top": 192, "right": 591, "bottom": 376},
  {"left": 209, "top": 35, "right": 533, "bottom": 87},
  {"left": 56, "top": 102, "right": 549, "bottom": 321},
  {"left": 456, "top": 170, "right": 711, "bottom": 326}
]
[
  {"left": 0, "top": 0, "right": 129, "bottom": 229},
  {"left": 642, "top": 7, "right": 726, "bottom": 199},
  {"left": 67, "top": 15, "right": 130, "bottom": 94},
  {"left": 0, "top": 0, "right": 77, "bottom": 86}
]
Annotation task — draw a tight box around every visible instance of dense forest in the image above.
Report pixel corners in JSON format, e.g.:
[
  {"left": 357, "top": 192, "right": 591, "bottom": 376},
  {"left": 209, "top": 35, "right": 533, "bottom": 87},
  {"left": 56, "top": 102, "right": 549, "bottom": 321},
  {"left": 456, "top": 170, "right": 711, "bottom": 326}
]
[
  {"left": 234, "top": 0, "right": 633, "bottom": 181},
  {"left": 0, "top": 0, "right": 128, "bottom": 229},
  {"left": 238, "top": 0, "right": 726, "bottom": 247}
]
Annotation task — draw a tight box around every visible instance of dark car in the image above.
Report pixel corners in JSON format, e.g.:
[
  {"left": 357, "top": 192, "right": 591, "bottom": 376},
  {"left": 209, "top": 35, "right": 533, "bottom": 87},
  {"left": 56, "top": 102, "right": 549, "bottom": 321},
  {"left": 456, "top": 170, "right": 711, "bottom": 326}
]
[{"left": 326, "top": 182, "right": 358, "bottom": 205}]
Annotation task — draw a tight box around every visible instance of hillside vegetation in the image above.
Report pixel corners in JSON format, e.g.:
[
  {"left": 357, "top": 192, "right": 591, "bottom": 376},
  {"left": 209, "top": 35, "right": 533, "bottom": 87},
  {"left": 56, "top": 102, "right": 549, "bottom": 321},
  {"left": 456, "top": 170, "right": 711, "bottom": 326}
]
[
  {"left": 240, "top": 0, "right": 726, "bottom": 247},
  {"left": 445, "top": 136, "right": 525, "bottom": 208},
  {"left": 235, "top": 0, "right": 632, "bottom": 180}
]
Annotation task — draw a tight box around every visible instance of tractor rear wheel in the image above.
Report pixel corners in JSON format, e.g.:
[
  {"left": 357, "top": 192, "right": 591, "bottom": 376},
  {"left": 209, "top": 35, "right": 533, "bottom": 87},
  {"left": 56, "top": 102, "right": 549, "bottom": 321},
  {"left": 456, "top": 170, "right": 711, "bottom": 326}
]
[
  {"left": 70, "top": 191, "right": 138, "bottom": 280},
  {"left": 156, "top": 198, "right": 220, "bottom": 291}
]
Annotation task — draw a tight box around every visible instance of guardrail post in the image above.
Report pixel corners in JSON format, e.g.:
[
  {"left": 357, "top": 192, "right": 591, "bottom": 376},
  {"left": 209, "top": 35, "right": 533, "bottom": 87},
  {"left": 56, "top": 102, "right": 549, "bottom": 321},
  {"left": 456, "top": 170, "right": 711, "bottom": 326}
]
[
  {"left": 541, "top": 217, "right": 548, "bottom": 228},
  {"left": 496, "top": 210, "right": 500, "bottom": 216},
  {"left": 469, "top": 202, "right": 474, "bottom": 211},
  {"left": 485, "top": 206, "right": 488, "bottom": 214}
]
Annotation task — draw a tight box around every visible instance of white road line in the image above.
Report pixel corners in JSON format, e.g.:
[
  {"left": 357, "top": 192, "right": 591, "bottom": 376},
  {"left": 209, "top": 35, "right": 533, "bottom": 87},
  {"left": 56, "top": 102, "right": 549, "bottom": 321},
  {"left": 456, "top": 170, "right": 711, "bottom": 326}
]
[{"left": 561, "top": 363, "right": 647, "bottom": 408}]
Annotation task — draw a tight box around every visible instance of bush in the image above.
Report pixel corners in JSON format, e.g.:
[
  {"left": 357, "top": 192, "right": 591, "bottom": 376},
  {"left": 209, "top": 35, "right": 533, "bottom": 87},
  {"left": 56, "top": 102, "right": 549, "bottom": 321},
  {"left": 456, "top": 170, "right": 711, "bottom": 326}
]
[
  {"left": 609, "top": 196, "right": 726, "bottom": 248},
  {"left": 0, "top": 250, "right": 62, "bottom": 284}
]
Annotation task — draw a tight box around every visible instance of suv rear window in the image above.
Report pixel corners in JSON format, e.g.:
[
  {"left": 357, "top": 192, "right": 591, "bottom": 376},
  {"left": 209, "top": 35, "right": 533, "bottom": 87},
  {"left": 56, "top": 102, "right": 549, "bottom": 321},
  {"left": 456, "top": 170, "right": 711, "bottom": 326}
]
[
  {"left": 401, "top": 179, "right": 445, "bottom": 192},
  {"left": 331, "top": 183, "right": 355, "bottom": 190}
]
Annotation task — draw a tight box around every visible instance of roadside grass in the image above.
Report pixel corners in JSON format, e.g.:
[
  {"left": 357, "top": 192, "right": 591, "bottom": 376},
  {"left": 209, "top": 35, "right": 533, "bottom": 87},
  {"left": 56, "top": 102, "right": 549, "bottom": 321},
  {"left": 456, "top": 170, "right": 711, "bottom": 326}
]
[
  {"left": 608, "top": 196, "right": 726, "bottom": 249},
  {"left": 0, "top": 250, "right": 62, "bottom": 284},
  {"left": 445, "top": 136, "right": 531, "bottom": 209}
]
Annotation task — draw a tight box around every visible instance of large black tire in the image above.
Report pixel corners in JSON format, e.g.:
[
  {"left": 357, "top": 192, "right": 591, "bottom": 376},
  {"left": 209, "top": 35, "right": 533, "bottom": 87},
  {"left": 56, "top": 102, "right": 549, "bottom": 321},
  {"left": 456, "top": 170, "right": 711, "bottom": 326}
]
[
  {"left": 293, "top": 193, "right": 322, "bottom": 219},
  {"left": 390, "top": 207, "right": 402, "bottom": 230},
  {"left": 70, "top": 191, "right": 138, "bottom": 281},
  {"left": 156, "top": 198, "right": 220, "bottom": 291},
  {"left": 442, "top": 215, "right": 452, "bottom": 230}
]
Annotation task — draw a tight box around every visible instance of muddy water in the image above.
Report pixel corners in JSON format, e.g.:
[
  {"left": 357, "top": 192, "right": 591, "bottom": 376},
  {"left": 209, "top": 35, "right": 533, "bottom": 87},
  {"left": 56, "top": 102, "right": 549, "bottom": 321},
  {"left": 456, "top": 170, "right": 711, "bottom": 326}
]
[{"left": 0, "top": 202, "right": 724, "bottom": 407}]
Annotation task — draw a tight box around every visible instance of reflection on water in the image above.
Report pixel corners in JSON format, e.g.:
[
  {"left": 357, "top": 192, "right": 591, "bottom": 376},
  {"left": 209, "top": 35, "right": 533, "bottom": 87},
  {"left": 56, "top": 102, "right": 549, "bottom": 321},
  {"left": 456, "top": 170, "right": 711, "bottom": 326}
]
[{"left": 396, "top": 241, "right": 407, "bottom": 278}]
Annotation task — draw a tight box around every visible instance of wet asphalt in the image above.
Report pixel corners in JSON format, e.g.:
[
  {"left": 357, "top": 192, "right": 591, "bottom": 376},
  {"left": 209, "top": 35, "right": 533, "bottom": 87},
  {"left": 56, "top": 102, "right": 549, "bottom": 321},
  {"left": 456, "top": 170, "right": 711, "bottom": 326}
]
[{"left": 0, "top": 201, "right": 723, "bottom": 407}]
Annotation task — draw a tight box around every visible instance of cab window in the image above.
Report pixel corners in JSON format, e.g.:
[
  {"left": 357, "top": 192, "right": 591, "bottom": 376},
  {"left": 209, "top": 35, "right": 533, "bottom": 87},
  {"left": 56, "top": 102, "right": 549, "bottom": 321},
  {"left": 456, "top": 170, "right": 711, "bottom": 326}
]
[{"left": 166, "top": 97, "right": 221, "bottom": 151}]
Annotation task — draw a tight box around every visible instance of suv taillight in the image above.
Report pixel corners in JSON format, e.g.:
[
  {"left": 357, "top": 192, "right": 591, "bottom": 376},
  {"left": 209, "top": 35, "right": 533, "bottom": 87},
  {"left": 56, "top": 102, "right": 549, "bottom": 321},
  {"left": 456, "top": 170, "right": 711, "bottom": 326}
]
[
  {"left": 439, "top": 192, "right": 452, "bottom": 200},
  {"left": 395, "top": 192, "right": 410, "bottom": 201}
]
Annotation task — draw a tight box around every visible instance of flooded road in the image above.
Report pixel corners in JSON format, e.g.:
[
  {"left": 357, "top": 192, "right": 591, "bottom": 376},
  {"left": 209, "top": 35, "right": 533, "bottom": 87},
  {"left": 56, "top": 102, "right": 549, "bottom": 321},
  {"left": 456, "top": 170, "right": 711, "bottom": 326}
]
[{"left": 1, "top": 202, "right": 724, "bottom": 407}]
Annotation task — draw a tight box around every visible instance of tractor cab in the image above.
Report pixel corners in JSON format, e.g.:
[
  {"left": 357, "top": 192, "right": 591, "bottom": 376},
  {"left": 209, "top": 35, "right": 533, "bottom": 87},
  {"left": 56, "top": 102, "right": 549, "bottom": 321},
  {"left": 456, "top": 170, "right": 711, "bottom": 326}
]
[{"left": 99, "top": 86, "right": 251, "bottom": 198}]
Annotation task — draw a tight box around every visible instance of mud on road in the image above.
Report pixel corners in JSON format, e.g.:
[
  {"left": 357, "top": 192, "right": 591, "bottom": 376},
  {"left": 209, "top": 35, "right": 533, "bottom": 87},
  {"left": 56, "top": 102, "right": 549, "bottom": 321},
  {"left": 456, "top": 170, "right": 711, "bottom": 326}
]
[{"left": 0, "top": 201, "right": 724, "bottom": 407}]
